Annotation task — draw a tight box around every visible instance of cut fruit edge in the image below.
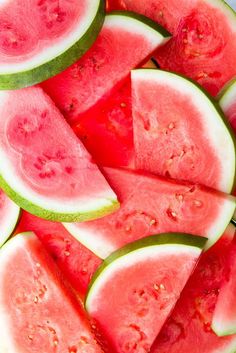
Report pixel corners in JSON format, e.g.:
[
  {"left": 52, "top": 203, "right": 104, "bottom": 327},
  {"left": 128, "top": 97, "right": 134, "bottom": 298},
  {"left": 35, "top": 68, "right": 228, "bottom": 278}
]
[
  {"left": 0, "top": 0, "right": 105, "bottom": 89},
  {"left": 85, "top": 233, "right": 207, "bottom": 308},
  {"left": 0, "top": 196, "right": 20, "bottom": 247},
  {"left": 131, "top": 69, "right": 236, "bottom": 194}
]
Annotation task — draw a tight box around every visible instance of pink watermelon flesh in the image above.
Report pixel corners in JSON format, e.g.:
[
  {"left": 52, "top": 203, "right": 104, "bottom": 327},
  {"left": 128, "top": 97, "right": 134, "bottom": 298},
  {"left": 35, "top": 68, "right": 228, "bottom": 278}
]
[
  {"left": 151, "top": 225, "right": 236, "bottom": 353},
  {"left": 0, "top": 86, "right": 117, "bottom": 221},
  {"left": 42, "top": 13, "right": 168, "bottom": 125},
  {"left": 0, "top": 188, "right": 19, "bottom": 246},
  {"left": 108, "top": 0, "right": 236, "bottom": 96},
  {"left": 132, "top": 70, "right": 235, "bottom": 193},
  {"left": 86, "top": 234, "right": 204, "bottom": 353},
  {"left": 16, "top": 211, "right": 102, "bottom": 299},
  {"left": 0, "top": 233, "right": 103, "bottom": 353},
  {"left": 212, "top": 237, "right": 236, "bottom": 336},
  {"left": 65, "top": 167, "right": 236, "bottom": 258}
]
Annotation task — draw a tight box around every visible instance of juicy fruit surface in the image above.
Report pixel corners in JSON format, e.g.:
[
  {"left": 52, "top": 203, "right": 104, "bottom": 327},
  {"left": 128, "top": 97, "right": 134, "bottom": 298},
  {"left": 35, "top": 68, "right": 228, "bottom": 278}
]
[
  {"left": 212, "top": 239, "right": 236, "bottom": 336},
  {"left": 219, "top": 79, "right": 236, "bottom": 133},
  {"left": 86, "top": 234, "right": 204, "bottom": 353},
  {"left": 42, "top": 13, "right": 169, "bottom": 125},
  {"left": 108, "top": 0, "right": 236, "bottom": 96},
  {"left": 65, "top": 168, "right": 235, "bottom": 258},
  {"left": 132, "top": 70, "right": 235, "bottom": 193},
  {"left": 151, "top": 225, "right": 236, "bottom": 353},
  {"left": 16, "top": 211, "right": 102, "bottom": 299},
  {"left": 0, "top": 233, "right": 103, "bottom": 353},
  {"left": 0, "top": 188, "right": 19, "bottom": 246},
  {"left": 0, "top": 86, "right": 118, "bottom": 220}
]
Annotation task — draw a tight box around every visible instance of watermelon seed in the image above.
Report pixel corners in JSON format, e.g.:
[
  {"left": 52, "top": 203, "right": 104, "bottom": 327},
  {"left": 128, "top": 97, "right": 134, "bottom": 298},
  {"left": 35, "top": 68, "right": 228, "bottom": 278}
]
[
  {"left": 125, "top": 226, "right": 131, "bottom": 232},
  {"left": 28, "top": 335, "right": 33, "bottom": 341},
  {"left": 150, "top": 219, "right": 157, "bottom": 226},
  {"left": 53, "top": 339, "right": 59, "bottom": 347},
  {"left": 153, "top": 284, "right": 159, "bottom": 291},
  {"left": 120, "top": 102, "right": 126, "bottom": 108},
  {"left": 159, "top": 11, "right": 163, "bottom": 17},
  {"left": 36, "top": 262, "right": 41, "bottom": 268},
  {"left": 168, "top": 122, "right": 175, "bottom": 130},
  {"left": 182, "top": 28, "right": 187, "bottom": 32},
  {"left": 166, "top": 208, "right": 178, "bottom": 221},
  {"left": 34, "top": 296, "right": 39, "bottom": 304},
  {"left": 175, "top": 194, "right": 184, "bottom": 202},
  {"left": 64, "top": 251, "right": 70, "bottom": 257},
  {"left": 160, "top": 284, "right": 166, "bottom": 290},
  {"left": 193, "top": 200, "right": 203, "bottom": 208}
]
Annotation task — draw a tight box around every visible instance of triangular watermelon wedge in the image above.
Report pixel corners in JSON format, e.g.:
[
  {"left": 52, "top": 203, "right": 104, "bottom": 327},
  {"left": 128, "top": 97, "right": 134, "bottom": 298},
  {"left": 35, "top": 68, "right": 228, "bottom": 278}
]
[
  {"left": 64, "top": 167, "right": 236, "bottom": 258},
  {"left": 132, "top": 69, "right": 236, "bottom": 193},
  {"left": 86, "top": 233, "right": 206, "bottom": 353}
]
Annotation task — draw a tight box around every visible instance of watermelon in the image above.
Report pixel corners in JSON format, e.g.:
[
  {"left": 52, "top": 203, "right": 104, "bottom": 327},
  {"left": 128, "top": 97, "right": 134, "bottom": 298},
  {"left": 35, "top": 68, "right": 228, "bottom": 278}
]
[
  {"left": 219, "top": 79, "right": 236, "bottom": 133},
  {"left": 0, "top": 86, "right": 118, "bottom": 222},
  {"left": 64, "top": 167, "right": 236, "bottom": 258},
  {"left": 86, "top": 233, "right": 206, "bottom": 353},
  {"left": 132, "top": 69, "right": 236, "bottom": 193},
  {"left": 107, "top": 0, "right": 236, "bottom": 96},
  {"left": 16, "top": 211, "right": 102, "bottom": 299},
  {"left": 151, "top": 224, "right": 236, "bottom": 353},
  {"left": 0, "top": 0, "right": 104, "bottom": 89},
  {"left": 212, "top": 238, "right": 236, "bottom": 336},
  {"left": 41, "top": 12, "right": 170, "bottom": 125},
  {"left": 0, "top": 232, "right": 103, "bottom": 353},
  {"left": 0, "top": 188, "right": 20, "bottom": 247},
  {"left": 71, "top": 60, "right": 157, "bottom": 167}
]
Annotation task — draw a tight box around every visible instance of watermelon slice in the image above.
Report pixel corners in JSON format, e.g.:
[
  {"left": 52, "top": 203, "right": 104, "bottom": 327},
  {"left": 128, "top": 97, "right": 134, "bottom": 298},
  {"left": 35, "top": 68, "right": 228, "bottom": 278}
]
[
  {"left": 0, "top": 188, "right": 20, "bottom": 247},
  {"left": 212, "top": 238, "right": 236, "bottom": 336},
  {"left": 108, "top": 0, "right": 236, "bottom": 96},
  {"left": 0, "top": 0, "right": 104, "bottom": 89},
  {"left": 86, "top": 233, "right": 206, "bottom": 353},
  {"left": 0, "top": 86, "right": 118, "bottom": 222},
  {"left": 151, "top": 224, "right": 236, "bottom": 353},
  {"left": 41, "top": 12, "right": 170, "bottom": 126},
  {"left": 16, "top": 211, "right": 102, "bottom": 299},
  {"left": 219, "top": 79, "right": 236, "bottom": 133},
  {"left": 0, "top": 232, "right": 103, "bottom": 353},
  {"left": 64, "top": 167, "right": 236, "bottom": 258},
  {"left": 132, "top": 69, "right": 236, "bottom": 193}
]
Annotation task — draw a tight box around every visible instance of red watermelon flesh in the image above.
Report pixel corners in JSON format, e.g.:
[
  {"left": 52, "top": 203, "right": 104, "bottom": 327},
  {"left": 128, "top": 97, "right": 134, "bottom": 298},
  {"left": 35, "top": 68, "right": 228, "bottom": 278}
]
[
  {"left": 16, "top": 211, "right": 102, "bottom": 299},
  {"left": 65, "top": 167, "right": 236, "bottom": 258},
  {"left": 151, "top": 224, "right": 236, "bottom": 353},
  {"left": 0, "top": 233, "right": 103, "bottom": 353},
  {"left": 41, "top": 13, "right": 169, "bottom": 124},
  {"left": 107, "top": 0, "right": 236, "bottom": 96}
]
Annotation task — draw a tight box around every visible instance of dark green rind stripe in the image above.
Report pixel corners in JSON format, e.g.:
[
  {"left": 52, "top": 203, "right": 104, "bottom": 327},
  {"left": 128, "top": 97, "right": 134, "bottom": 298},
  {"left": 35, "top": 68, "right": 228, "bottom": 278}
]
[
  {"left": 0, "top": 174, "right": 119, "bottom": 222},
  {"left": 0, "top": 0, "right": 105, "bottom": 90},
  {"left": 85, "top": 233, "right": 207, "bottom": 307}
]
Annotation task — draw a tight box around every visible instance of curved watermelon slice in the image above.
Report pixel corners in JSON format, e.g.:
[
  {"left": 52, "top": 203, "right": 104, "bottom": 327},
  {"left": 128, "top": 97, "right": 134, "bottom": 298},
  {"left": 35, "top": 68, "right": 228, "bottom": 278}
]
[
  {"left": 0, "top": 0, "right": 104, "bottom": 89},
  {"left": 132, "top": 69, "right": 236, "bottom": 193},
  {"left": 16, "top": 211, "right": 102, "bottom": 299},
  {"left": 108, "top": 0, "right": 236, "bottom": 96},
  {"left": 219, "top": 79, "right": 236, "bottom": 133},
  {"left": 0, "top": 232, "right": 103, "bottom": 353},
  {"left": 86, "top": 233, "right": 206, "bottom": 353},
  {"left": 211, "top": 238, "right": 236, "bottom": 336},
  {"left": 0, "top": 86, "right": 118, "bottom": 222},
  {"left": 64, "top": 167, "right": 236, "bottom": 258},
  {"left": 151, "top": 224, "right": 236, "bottom": 353},
  {"left": 0, "top": 189, "right": 20, "bottom": 247},
  {"left": 42, "top": 12, "right": 170, "bottom": 126}
]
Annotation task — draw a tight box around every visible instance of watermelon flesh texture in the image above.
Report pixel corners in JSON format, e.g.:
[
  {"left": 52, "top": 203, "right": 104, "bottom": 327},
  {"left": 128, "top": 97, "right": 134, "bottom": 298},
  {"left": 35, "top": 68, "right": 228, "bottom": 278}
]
[
  {"left": 219, "top": 79, "right": 236, "bottom": 134},
  {"left": 41, "top": 12, "right": 169, "bottom": 125},
  {"left": 0, "top": 188, "right": 20, "bottom": 247},
  {"left": 0, "top": 233, "right": 103, "bottom": 353},
  {"left": 86, "top": 234, "right": 205, "bottom": 353},
  {"left": 0, "top": 86, "right": 118, "bottom": 222},
  {"left": 16, "top": 211, "right": 102, "bottom": 300},
  {"left": 132, "top": 69, "right": 236, "bottom": 194},
  {"left": 151, "top": 224, "right": 236, "bottom": 353},
  {"left": 212, "top": 237, "right": 236, "bottom": 336},
  {"left": 108, "top": 0, "right": 236, "bottom": 96},
  {"left": 64, "top": 167, "right": 236, "bottom": 258}
]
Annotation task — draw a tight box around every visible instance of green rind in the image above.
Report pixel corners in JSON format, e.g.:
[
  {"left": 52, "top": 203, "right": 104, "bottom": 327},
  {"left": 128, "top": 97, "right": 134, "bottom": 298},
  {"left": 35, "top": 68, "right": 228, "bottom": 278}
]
[
  {"left": 133, "top": 68, "right": 236, "bottom": 193},
  {"left": 0, "top": 0, "right": 105, "bottom": 90},
  {"left": 85, "top": 233, "right": 207, "bottom": 308},
  {"left": 108, "top": 10, "right": 171, "bottom": 38},
  {"left": 0, "top": 174, "right": 119, "bottom": 222},
  {"left": 0, "top": 207, "right": 21, "bottom": 248},
  {"left": 218, "top": 78, "right": 236, "bottom": 102}
]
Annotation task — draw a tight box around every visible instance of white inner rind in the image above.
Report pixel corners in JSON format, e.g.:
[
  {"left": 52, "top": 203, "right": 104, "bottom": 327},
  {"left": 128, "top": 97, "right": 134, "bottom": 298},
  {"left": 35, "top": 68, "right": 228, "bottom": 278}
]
[
  {"left": 0, "top": 233, "right": 34, "bottom": 353},
  {"left": 86, "top": 244, "right": 201, "bottom": 310},
  {"left": 0, "top": 0, "right": 101, "bottom": 74},
  {"left": 0, "top": 196, "right": 20, "bottom": 246},
  {"left": 220, "top": 81, "right": 236, "bottom": 111},
  {"left": 132, "top": 69, "right": 236, "bottom": 194}
]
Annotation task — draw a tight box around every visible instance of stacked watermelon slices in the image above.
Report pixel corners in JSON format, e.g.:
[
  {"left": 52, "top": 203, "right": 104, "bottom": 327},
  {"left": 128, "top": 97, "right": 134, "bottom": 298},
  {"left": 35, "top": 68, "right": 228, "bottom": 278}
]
[{"left": 0, "top": 0, "right": 236, "bottom": 352}]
